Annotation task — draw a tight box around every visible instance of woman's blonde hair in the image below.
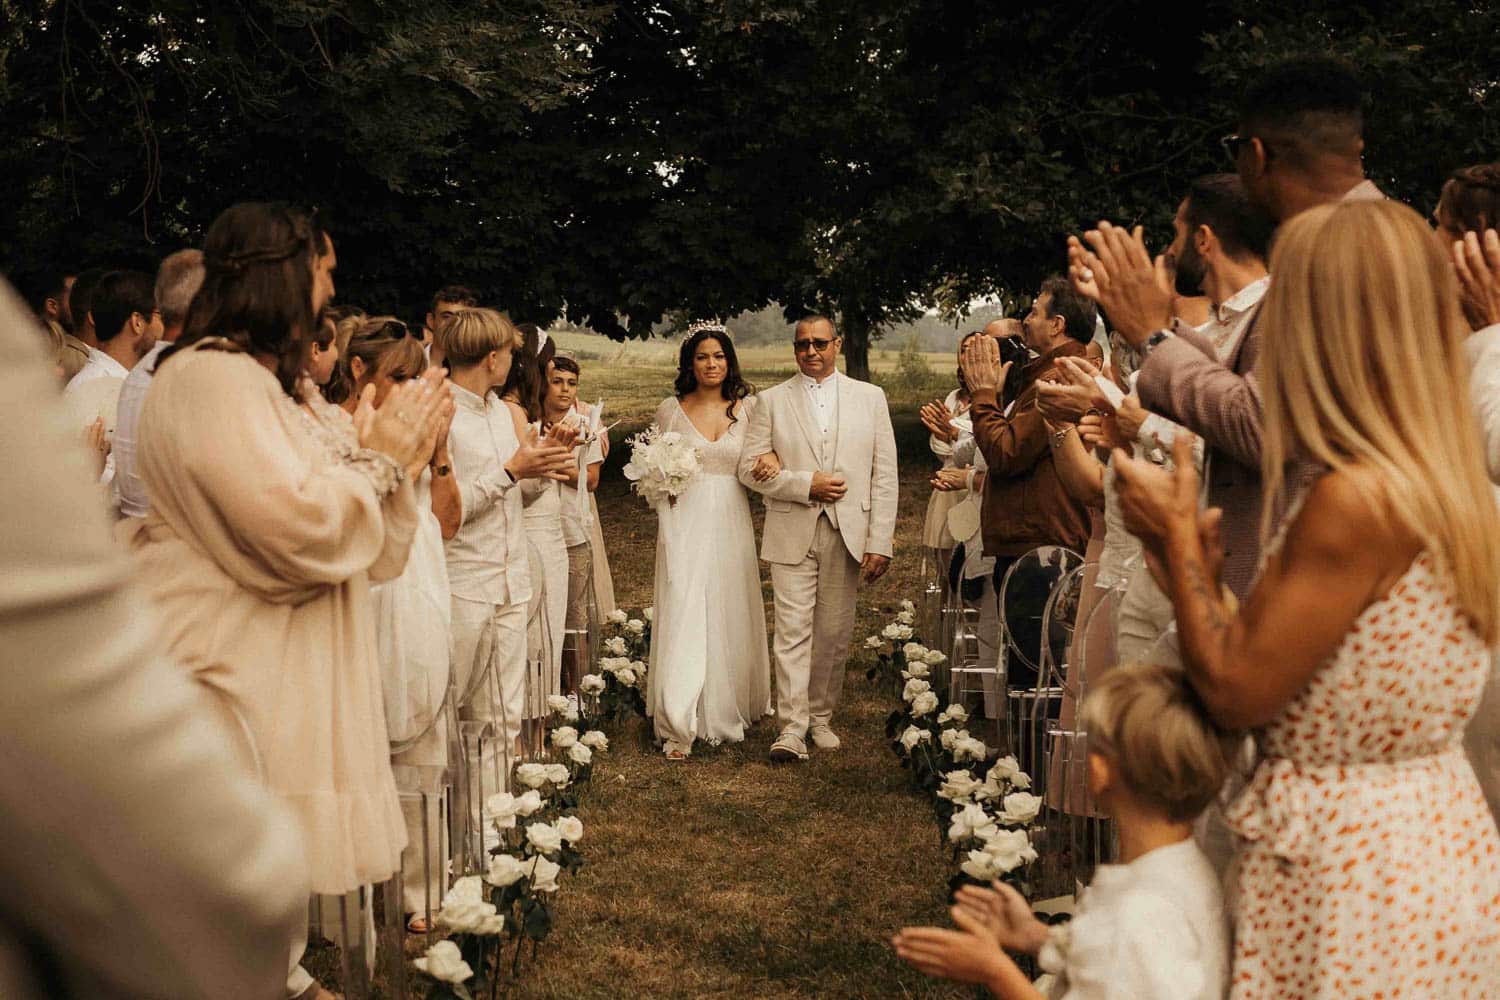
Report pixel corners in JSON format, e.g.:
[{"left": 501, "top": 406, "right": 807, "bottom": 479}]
[
  {"left": 1081, "top": 662, "right": 1238, "bottom": 823},
  {"left": 438, "top": 307, "right": 517, "bottom": 368},
  {"left": 1259, "top": 199, "right": 1500, "bottom": 641}
]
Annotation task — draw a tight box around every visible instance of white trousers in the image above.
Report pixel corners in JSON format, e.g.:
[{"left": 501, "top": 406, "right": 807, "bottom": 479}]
[
  {"left": 450, "top": 597, "right": 528, "bottom": 841},
  {"left": 769, "top": 516, "right": 861, "bottom": 738}
]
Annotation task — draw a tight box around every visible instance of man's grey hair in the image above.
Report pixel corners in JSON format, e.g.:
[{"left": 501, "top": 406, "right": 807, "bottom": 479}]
[{"left": 155, "top": 249, "right": 205, "bottom": 328}]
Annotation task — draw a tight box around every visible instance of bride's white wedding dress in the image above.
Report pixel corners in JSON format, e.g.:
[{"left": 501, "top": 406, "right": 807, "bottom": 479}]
[{"left": 647, "top": 396, "right": 772, "bottom": 752}]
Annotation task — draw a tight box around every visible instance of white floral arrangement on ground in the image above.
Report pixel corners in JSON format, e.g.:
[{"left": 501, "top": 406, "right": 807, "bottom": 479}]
[
  {"left": 587, "top": 608, "right": 651, "bottom": 722},
  {"left": 622, "top": 424, "right": 700, "bottom": 508},
  {"left": 866, "top": 599, "right": 1039, "bottom": 895}
]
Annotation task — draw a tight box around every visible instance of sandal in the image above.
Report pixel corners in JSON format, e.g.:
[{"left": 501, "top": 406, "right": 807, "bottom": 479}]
[
  {"left": 663, "top": 740, "right": 689, "bottom": 761},
  {"left": 406, "top": 913, "right": 431, "bottom": 934}
]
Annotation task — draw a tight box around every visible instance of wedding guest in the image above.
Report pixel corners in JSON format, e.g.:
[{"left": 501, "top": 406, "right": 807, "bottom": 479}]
[
  {"left": 123, "top": 203, "right": 446, "bottom": 1000},
  {"left": 14, "top": 267, "right": 87, "bottom": 379},
  {"left": 919, "top": 334, "right": 978, "bottom": 579},
  {"left": 1117, "top": 200, "right": 1500, "bottom": 997},
  {"left": 893, "top": 661, "right": 1234, "bottom": 1000},
  {"left": 961, "top": 279, "right": 1095, "bottom": 685},
  {"left": 0, "top": 278, "right": 308, "bottom": 999},
  {"left": 546, "top": 353, "right": 605, "bottom": 693},
  {"left": 1070, "top": 57, "right": 1379, "bottom": 598},
  {"left": 334, "top": 318, "right": 459, "bottom": 933},
  {"left": 422, "top": 284, "right": 477, "bottom": 352},
  {"left": 113, "top": 248, "right": 204, "bottom": 518},
  {"left": 67, "top": 266, "right": 106, "bottom": 350},
  {"left": 1441, "top": 163, "right": 1500, "bottom": 826},
  {"left": 439, "top": 308, "right": 573, "bottom": 790}
]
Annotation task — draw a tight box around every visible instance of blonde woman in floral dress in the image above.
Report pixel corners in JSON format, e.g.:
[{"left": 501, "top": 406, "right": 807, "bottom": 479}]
[{"left": 1112, "top": 200, "right": 1500, "bottom": 997}]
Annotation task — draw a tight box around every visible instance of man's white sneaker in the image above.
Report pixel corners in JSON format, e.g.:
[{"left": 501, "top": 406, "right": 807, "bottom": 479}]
[
  {"left": 768, "top": 730, "right": 810, "bottom": 762},
  {"left": 809, "top": 724, "right": 841, "bottom": 751}
]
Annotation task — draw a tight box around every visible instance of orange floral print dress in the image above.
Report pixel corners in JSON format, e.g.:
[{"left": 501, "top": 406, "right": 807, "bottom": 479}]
[{"left": 1225, "top": 550, "right": 1500, "bottom": 997}]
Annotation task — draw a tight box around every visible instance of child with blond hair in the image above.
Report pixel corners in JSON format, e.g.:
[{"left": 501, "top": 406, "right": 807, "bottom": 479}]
[{"left": 894, "top": 661, "right": 1235, "bottom": 999}]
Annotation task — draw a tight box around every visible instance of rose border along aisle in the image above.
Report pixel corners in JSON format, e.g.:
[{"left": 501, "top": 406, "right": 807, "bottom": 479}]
[{"left": 866, "top": 600, "right": 1042, "bottom": 899}]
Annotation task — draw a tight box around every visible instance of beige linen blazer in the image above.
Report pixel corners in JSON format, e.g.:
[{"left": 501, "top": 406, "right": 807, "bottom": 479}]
[{"left": 738, "top": 373, "right": 899, "bottom": 565}]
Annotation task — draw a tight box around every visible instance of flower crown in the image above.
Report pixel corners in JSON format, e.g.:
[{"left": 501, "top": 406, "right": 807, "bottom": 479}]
[{"left": 685, "top": 319, "right": 730, "bottom": 339}]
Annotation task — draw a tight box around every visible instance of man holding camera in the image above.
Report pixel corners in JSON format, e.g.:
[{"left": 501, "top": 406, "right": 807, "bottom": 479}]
[{"left": 960, "top": 278, "right": 1097, "bottom": 681}]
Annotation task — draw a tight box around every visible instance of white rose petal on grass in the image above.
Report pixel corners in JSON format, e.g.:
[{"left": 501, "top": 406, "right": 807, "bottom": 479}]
[
  {"left": 580, "top": 673, "right": 607, "bottom": 695},
  {"left": 910, "top": 691, "right": 940, "bottom": 717},
  {"left": 568, "top": 742, "right": 594, "bottom": 766},
  {"left": 513, "top": 790, "right": 544, "bottom": 817},
  {"left": 484, "top": 853, "right": 529, "bottom": 888},
  {"left": 414, "top": 940, "right": 474, "bottom": 984},
  {"left": 923, "top": 649, "right": 948, "bottom": 666},
  {"left": 557, "top": 815, "right": 584, "bottom": 844},
  {"left": 901, "top": 677, "right": 931, "bottom": 702},
  {"left": 530, "top": 855, "right": 562, "bottom": 893},
  {"left": 947, "top": 802, "right": 999, "bottom": 843},
  {"left": 516, "top": 763, "right": 549, "bottom": 789},
  {"left": 544, "top": 763, "right": 571, "bottom": 785},
  {"left": 938, "top": 770, "right": 982, "bottom": 801},
  {"left": 550, "top": 726, "right": 579, "bottom": 749},
  {"left": 1000, "top": 791, "right": 1043, "bottom": 826},
  {"left": 580, "top": 730, "right": 610, "bottom": 751},
  {"left": 526, "top": 821, "right": 564, "bottom": 855}
]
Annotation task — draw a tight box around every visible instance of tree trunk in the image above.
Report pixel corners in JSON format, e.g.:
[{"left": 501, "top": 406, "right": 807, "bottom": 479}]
[{"left": 842, "top": 315, "right": 872, "bottom": 382}]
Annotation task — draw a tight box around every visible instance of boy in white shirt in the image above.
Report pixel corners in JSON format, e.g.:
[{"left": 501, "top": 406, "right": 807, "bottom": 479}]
[{"left": 894, "top": 661, "right": 1236, "bottom": 1000}]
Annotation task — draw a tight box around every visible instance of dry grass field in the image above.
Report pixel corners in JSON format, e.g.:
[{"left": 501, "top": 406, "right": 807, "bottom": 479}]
[{"left": 313, "top": 347, "right": 968, "bottom": 999}]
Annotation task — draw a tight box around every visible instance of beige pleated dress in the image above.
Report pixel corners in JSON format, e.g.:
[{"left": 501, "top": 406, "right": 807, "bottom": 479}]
[{"left": 123, "top": 342, "right": 415, "bottom": 894}]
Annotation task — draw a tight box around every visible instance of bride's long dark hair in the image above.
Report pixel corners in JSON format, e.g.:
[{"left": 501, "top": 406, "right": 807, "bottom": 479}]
[{"left": 674, "top": 327, "right": 754, "bottom": 423}]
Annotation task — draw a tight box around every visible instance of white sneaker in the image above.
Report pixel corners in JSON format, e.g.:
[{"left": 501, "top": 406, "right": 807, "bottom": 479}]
[{"left": 809, "top": 724, "right": 841, "bottom": 751}]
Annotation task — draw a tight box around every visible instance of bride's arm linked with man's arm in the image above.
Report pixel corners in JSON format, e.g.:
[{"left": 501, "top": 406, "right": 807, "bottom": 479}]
[{"left": 737, "top": 387, "right": 817, "bottom": 502}]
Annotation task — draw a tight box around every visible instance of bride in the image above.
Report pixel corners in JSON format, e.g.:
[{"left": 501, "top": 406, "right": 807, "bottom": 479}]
[{"left": 647, "top": 324, "right": 773, "bottom": 759}]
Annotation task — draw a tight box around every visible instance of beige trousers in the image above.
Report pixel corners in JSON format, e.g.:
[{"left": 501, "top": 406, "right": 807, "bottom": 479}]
[
  {"left": 1114, "top": 563, "right": 1180, "bottom": 667},
  {"left": 769, "top": 516, "right": 862, "bottom": 738}
]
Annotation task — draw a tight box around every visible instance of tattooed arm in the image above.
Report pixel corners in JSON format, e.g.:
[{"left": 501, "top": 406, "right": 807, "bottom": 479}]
[{"left": 1115, "top": 438, "right": 1420, "bottom": 730}]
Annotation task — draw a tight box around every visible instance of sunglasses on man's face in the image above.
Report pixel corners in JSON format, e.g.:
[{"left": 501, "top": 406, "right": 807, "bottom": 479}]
[{"left": 793, "top": 337, "right": 835, "bottom": 353}]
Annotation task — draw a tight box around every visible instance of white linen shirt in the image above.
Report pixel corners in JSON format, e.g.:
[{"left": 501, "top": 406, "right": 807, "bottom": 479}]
[
  {"left": 800, "top": 369, "right": 841, "bottom": 439},
  {"left": 64, "top": 346, "right": 130, "bottom": 395},
  {"left": 444, "top": 382, "right": 530, "bottom": 606},
  {"left": 112, "top": 342, "right": 168, "bottom": 518},
  {"left": 1039, "top": 838, "right": 1228, "bottom": 1000}
]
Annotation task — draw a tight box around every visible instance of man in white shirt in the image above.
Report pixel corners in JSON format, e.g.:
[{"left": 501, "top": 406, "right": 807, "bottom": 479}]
[
  {"left": 113, "top": 250, "right": 205, "bottom": 518},
  {"left": 62, "top": 270, "right": 162, "bottom": 489}
]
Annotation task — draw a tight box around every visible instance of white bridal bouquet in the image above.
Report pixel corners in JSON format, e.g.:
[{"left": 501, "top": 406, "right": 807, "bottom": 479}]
[{"left": 622, "top": 423, "right": 700, "bottom": 507}]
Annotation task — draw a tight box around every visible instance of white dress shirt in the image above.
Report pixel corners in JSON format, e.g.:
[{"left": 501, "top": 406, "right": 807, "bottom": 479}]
[
  {"left": 444, "top": 383, "right": 531, "bottom": 606},
  {"left": 112, "top": 342, "right": 168, "bottom": 518},
  {"left": 1039, "top": 838, "right": 1228, "bottom": 1000},
  {"left": 64, "top": 346, "right": 130, "bottom": 395},
  {"left": 800, "top": 369, "right": 840, "bottom": 438}
]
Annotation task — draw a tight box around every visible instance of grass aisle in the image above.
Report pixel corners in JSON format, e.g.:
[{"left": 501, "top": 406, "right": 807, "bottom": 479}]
[{"left": 515, "top": 404, "right": 966, "bottom": 999}]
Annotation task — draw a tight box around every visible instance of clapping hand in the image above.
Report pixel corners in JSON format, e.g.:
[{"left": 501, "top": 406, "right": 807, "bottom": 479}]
[
  {"left": 355, "top": 368, "right": 449, "bottom": 480},
  {"left": 1036, "top": 357, "right": 1106, "bottom": 424},
  {"left": 1068, "top": 222, "right": 1174, "bottom": 348},
  {"left": 931, "top": 467, "right": 970, "bottom": 492},
  {"left": 1453, "top": 228, "right": 1500, "bottom": 329},
  {"left": 920, "top": 399, "right": 958, "bottom": 442},
  {"left": 951, "top": 881, "right": 1051, "bottom": 955},
  {"left": 960, "top": 336, "right": 1012, "bottom": 397},
  {"left": 84, "top": 417, "right": 110, "bottom": 476},
  {"left": 507, "top": 427, "right": 576, "bottom": 482},
  {"left": 750, "top": 451, "right": 782, "bottom": 482},
  {"left": 892, "top": 906, "right": 1017, "bottom": 988}
]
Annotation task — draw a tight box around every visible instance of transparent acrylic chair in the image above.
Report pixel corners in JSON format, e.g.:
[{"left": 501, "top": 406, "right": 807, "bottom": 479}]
[{"left": 1000, "top": 546, "right": 1084, "bottom": 766}]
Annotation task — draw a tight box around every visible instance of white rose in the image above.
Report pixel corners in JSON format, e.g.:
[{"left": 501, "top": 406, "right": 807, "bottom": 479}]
[
  {"left": 625, "top": 619, "right": 646, "bottom": 636},
  {"left": 526, "top": 821, "right": 564, "bottom": 855},
  {"left": 939, "top": 728, "right": 964, "bottom": 750},
  {"left": 900, "top": 599, "right": 916, "bottom": 613},
  {"left": 901, "top": 677, "right": 931, "bottom": 702},
  {"left": 864, "top": 635, "right": 884, "bottom": 649},
  {"left": 643, "top": 607, "right": 654, "bottom": 622},
  {"left": 924, "top": 649, "right": 947, "bottom": 666},
  {"left": 953, "top": 736, "right": 988, "bottom": 764},
  {"left": 561, "top": 702, "right": 580, "bottom": 723},
  {"left": 988, "top": 755, "right": 1022, "bottom": 785},
  {"left": 530, "top": 854, "right": 562, "bottom": 893},
  {"left": 960, "top": 849, "right": 1004, "bottom": 882},
  {"left": 898, "top": 725, "right": 930, "bottom": 750},
  {"left": 973, "top": 777, "right": 1004, "bottom": 802},
  {"left": 581, "top": 730, "right": 609, "bottom": 751},
  {"left": 600, "top": 655, "right": 630, "bottom": 674},
  {"left": 938, "top": 704, "right": 968, "bottom": 725},
  {"left": 546, "top": 694, "right": 571, "bottom": 715},
  {"left": 911, "top": 691, "right": 940, "bottom": 717},
  {"left": 438, "top": 898, "right": 499, "bottom": 934},
  {"left": 1010, "top": 771, "right": 1032, "bottom": 790},
  {"left": 1000, "top": 791, "right": 1043, "bottom": 826},
  {"left": 551, "top": 726, "right": 579, "bottom": 749},
  {"left": 947, "top": 802, "right": 998, "bottom": 843},
  {"left": 443, "top": 875, "right": 484, "bottom": 907},
  {"left": 568, "top": 742, "right": 593, "bottom": 766},
  {"left": 485, "top": 852, "right": 529, "bottom": 887},
  {"left": 580, "top": 673, "right": 607, "bottom": 695},
  {"left": 414, "top": 940, "right": 474, "bottom": 984},
  {"left": 617, "top": 668, "right": 637, "bottom": 687},
  {"left": 981, "top": 828, "right": 1038, "bottom": 873},
  {"left": 895, "top": 610, "right": 916, "bottom": 625},
  {"left": 545, "top": 763, "right": 571, "bottom": 785},
  {"left": 603, "top": 636, "right": 629, "bottom": 657},
  {"left": 882, "top": 622, "right": 914, "bottom": 641},
  {"left": 902, "top": 661, "right": 931, "bottom": 680},
  {"left": 606, "top": 609, "right": 628, "bottom": 625},
  {"left": 557, "top": 815, "right": 584, "bottom": 843},
  {"left": 516, "top": 762, "right": 549, "bottom": 789},
  {"left": 514, "top": 790, "right": 544, "bottom": 817},
  {"left": 938, "top": 770, "right": 982, "bottom": 801},
  {"left": 484, "top": 793, "right": 519, "bottom": 829},
  {"left": 902, "top": 642, "right": 928, "bottom": 659}
]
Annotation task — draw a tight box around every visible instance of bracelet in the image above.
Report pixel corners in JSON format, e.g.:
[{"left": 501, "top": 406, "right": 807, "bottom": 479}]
[{"left": 1049, "top": 426, "right": 1071, "bottom": 449}]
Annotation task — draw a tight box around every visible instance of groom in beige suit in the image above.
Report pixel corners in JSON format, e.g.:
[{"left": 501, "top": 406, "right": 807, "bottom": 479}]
[{"left": 739, "top": 316, "right": 899, "bottom": 762}]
